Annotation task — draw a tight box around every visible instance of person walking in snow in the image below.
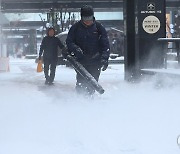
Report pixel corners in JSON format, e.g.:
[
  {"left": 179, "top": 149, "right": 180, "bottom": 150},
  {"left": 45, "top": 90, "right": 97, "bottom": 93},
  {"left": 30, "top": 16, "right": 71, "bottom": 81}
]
[
  {"left": 38, "top": 27, "right": 65, "bottom": 85},
  {"left": 66, "top": 5, "right": 110, "bottom": 95}
]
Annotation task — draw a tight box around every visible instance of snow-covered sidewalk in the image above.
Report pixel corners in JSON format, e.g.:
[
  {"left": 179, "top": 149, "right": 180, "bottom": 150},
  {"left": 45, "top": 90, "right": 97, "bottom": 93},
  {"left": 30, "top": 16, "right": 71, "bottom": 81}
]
[{"left": 0, "top": 58, "right": 180, "bottom": 154}]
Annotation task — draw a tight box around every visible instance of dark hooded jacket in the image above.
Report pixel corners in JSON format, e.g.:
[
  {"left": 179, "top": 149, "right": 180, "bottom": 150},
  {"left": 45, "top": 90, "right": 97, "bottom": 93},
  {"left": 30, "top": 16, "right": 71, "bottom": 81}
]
[
  {"left": 66, "top": 20, "right": 110, "bottom": 65},
  {"left": 39, "top": 29, "right": 64, "bottom": 60}
]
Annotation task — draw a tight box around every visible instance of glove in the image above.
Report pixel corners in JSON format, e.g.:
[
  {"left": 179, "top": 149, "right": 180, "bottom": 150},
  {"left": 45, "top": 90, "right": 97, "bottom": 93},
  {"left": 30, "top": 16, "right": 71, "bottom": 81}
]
[
  {"left": 75, "top": 47, "right": 84, "bottom": 59},
  {"left": 101, "top": 59, "right": 108, "bottom": 71}
]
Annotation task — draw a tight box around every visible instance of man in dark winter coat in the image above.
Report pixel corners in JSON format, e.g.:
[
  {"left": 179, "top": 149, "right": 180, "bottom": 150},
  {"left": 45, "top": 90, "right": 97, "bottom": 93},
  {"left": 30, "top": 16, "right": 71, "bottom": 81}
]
[
  {"left": 66, "top": 5, "right": 110, "bottom": 95},
  {"left": 39, "top": 27, "right": 64, "bottom": 85}
]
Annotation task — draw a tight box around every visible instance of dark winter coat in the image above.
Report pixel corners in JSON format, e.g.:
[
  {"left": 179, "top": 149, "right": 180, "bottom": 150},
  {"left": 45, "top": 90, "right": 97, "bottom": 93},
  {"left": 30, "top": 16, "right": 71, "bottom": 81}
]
[
  {"left": 39, "top": 36, "right": 64, "bottom": 60},
  {"left": 66, "top": 20, "right": 110, "bottom": 65}
]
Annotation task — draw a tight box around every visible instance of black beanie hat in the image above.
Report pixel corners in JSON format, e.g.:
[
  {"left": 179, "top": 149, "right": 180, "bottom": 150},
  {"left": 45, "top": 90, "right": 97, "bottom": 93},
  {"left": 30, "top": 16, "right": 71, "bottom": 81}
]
[{"left": 80, "top": 5, "right": 94, "bottom": 21}]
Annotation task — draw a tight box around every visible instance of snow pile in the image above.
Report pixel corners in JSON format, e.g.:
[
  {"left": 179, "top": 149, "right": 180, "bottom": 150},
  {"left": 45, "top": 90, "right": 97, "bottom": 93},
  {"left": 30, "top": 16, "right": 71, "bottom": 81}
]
[{"left": 0, "top": 58, "right": 180, "bottom": 154}]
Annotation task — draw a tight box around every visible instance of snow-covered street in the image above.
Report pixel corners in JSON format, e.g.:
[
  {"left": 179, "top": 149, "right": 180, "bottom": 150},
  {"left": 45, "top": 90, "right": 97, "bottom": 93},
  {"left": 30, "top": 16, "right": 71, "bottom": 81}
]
[{"left": 0, "top": 58, "right": 180, "bottom": 154}]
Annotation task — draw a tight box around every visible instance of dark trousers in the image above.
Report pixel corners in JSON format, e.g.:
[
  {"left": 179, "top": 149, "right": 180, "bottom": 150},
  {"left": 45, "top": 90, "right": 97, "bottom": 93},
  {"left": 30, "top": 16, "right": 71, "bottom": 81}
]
[
  {"left": 76, "top": 64, "right": 101, "bottom": 95},
  {"left": 43, "top": 58, "right": 57, "bottom": 82}
]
